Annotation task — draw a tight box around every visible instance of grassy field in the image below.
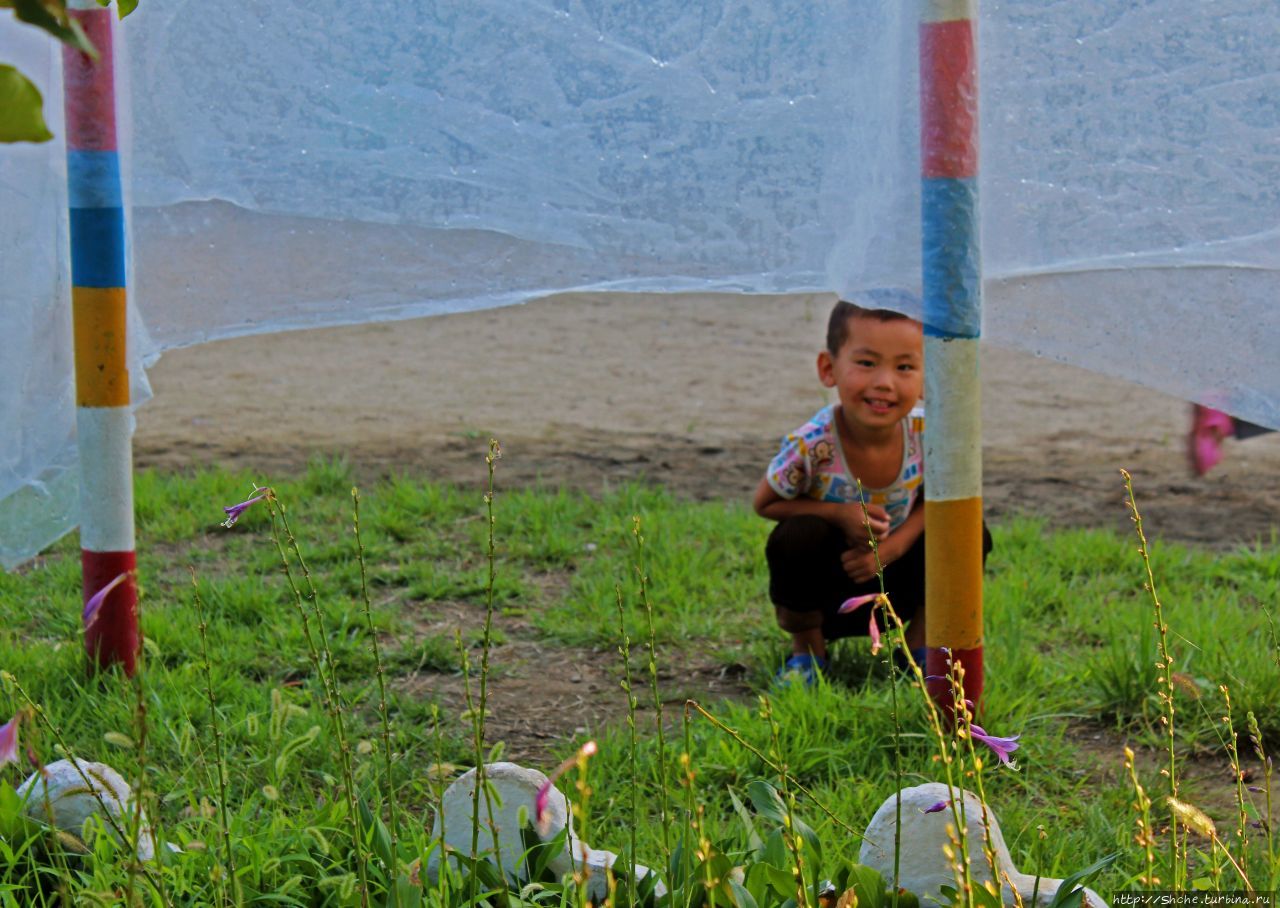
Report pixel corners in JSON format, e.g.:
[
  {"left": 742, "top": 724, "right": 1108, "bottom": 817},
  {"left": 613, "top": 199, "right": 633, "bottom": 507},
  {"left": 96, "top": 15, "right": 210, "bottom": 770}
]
[{"left": 0, "top": 457, "right": 1276, "bottom": 904}]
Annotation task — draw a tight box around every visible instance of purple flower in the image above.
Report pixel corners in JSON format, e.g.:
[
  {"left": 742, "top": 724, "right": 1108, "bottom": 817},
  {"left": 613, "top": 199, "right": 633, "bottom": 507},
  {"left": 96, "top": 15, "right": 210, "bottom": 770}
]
[
  {"left": 838, "top": 593, "right": 887, "bottom": 655},
  {"left": 838, "top": 593, "right": 878, "bottom": 615},
  {"left": 970, "top": 723, "right": 1021, "bottom": 766},
  {"left": 868, "top": 616, "right": 883, "bottom": 655},
  {"left": 0, "top": 713, "right": 21, "bottom": 768},
  {"left": 921, "top": 800, "right": 947, "bottom": 814},
  {"left": 536, "top": 740, "right": 598, "bottom": 835},
  {"left": 222, "top": 487, "right": 268, "bottom": 528},
  {"left": 83, "top": 572, "right": 130, "bottom": 633}
]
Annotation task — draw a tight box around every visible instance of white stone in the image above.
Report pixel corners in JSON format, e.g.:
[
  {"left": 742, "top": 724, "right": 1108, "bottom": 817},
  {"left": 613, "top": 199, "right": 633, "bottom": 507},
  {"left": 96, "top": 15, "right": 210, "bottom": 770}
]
[
  {"left": 859, "top": 783, "right": 1106, "bottom": 908},
  {"left": 17, "top": 758, "right": 156, "bottom": 861},
  {"left": 427, "top": 762, "right": 664, "bottom": 900}
]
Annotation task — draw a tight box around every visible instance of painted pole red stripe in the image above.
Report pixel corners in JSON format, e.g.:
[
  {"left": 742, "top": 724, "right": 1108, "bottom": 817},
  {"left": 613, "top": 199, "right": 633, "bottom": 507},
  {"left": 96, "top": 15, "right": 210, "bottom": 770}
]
[
  {"left": 63, "top": 9, "right": 118, "bottom": 152},
  {"left": 924, "top": 647, "right": 983, "bottom": 719},
  {"left": 82, "top": 550, "right": 139, "bottom": 675},
  {"left": 920, "top": 19, "right": 977, "bottom": 180}
]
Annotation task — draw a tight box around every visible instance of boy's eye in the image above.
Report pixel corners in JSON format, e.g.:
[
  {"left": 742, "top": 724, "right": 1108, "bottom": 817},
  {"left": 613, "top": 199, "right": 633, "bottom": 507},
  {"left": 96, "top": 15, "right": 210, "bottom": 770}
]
[
  {"left": 898, "top": 363, "right": 917, "bottom": 372},
  {"left": 855, "top": 359, "right": 875, "bottom": 367}
]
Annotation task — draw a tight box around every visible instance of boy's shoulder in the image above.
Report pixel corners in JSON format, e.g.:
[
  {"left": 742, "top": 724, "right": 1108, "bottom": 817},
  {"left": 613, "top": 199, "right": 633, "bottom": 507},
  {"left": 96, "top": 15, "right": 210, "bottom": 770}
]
[{"left": 783, "top": 403, "right": 838, "bottom": 440}]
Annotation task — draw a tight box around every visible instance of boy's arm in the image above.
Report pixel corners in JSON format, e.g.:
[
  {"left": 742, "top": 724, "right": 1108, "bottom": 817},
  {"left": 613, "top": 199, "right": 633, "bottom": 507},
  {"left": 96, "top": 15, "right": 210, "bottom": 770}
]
[{"left": 753, "top": 477, "right": 889, "bottom": 542}]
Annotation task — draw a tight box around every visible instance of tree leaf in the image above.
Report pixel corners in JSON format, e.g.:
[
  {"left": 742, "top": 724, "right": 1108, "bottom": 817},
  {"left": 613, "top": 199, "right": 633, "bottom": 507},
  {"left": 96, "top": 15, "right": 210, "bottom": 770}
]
[
  {"left": 0, "top": 65, "right": 53, "bottom": 143},
  {"left": 12, "top": 0, "right": 97, "bottom": 56}
]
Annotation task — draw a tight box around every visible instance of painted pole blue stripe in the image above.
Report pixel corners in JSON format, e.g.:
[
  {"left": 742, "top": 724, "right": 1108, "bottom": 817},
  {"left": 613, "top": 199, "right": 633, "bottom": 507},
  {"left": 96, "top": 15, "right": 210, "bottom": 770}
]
[
  {"left": 69, "top": 207, "right": 127, "bottom": 288},
  {"left": 67, "top": 150, "right": 123, "bottom": 209},
  {"left": 921, "top": 176, "right": 980, "bottom": 339}
]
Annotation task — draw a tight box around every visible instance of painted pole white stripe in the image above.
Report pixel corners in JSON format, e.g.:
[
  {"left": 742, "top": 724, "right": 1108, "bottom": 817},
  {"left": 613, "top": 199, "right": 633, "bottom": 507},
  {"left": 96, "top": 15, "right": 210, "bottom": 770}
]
[
  {"left": 922, "top": 0, "right": 974, "bottom": 24},
  {"left": 75, "top": 407, "right": 136, "bottom": 553},
  {"left": 923, "top": 337, "right": 982, "bottom": 501}
]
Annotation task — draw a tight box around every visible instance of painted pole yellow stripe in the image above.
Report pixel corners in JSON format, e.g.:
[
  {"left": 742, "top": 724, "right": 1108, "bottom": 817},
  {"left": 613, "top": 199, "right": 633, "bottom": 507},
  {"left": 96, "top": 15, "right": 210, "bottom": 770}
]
[
  {"left": 924, "top": 496, "right": 984, "bottom": 649},
  {"left": 72, "top": 287, "right": 130, "bottom": 408}
]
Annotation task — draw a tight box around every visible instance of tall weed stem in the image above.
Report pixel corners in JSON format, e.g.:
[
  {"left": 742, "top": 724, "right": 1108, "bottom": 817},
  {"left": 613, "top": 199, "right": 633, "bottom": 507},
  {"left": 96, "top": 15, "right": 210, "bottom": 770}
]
[
  {"left": 264, "top": 490, "right": 369, "bottom": 907},
  {"left": 1245, "top": 712, "right": 1274, "bottom": 874},
  {"left": 616, "top": 585, "right": 640, "bottom": 906},
  {"left": 633, "top": 516, "right": 672, "bottom": 864},
  {"left": 191, "top": 573, "right": 236, "bottom": 906},
  {"left": 762, "top": 696, "right": 809, "bottom": 908},
  {"left": 854, "top": 479, "right": 906, "bottom": 899},
  {"left": 125, "top": 594, "right": 157, "bottom": 907},
  {"left": 1219, "top": 685, "right": 1249, "bottom": 884},
  {"left": 463, "top": 440, "right": 506, "bottom": 899},
  {"left": 1124, "top": 746, "right": 1157, "bottom": 887},
  {"left": 1120, "top": 470, "right": 1180, "bottom": 887},
  {"left": 352, "top": 487, "right": 400, "bottom": 903},
  {"left": 455, "top": 633, "right": 505, "bottom": 902}
]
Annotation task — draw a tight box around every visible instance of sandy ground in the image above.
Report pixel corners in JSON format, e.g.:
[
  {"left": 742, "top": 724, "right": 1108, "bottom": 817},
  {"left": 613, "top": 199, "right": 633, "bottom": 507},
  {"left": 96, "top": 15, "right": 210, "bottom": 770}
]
[{"left": 135, "top": 291, "right": 1279, "bottom": 549}]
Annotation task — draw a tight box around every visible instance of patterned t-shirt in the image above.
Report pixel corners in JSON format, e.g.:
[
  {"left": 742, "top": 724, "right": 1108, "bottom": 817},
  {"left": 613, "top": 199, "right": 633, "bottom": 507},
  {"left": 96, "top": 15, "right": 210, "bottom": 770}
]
[{"left": 765, "top": 404, "right": 925, "bottom": 531}]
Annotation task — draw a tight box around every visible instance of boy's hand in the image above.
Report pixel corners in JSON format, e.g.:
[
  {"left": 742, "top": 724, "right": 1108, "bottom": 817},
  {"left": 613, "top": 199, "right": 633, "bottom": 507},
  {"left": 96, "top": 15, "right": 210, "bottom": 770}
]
[
  {"left": 838, "top": 503, "right": 890, "bottom": 544},
  {"left": 841, "top": 532, "right": 901, "bottom": 584}
]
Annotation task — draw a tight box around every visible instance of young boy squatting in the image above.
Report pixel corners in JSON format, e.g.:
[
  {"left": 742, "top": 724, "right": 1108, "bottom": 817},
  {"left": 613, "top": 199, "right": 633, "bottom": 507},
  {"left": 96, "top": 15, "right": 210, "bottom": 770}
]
[{"left": 753, "top": 299, "right": 992, "bottom": 684}]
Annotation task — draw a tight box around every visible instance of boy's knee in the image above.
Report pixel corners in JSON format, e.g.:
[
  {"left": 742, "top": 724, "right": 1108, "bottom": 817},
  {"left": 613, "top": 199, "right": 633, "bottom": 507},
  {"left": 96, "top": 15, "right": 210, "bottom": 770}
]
[
  {"left": 766, "top": 514, "right": 841, "bottom": 563},
  {"left": 775, "top": 605, "right": 824, "bottom": 634}
]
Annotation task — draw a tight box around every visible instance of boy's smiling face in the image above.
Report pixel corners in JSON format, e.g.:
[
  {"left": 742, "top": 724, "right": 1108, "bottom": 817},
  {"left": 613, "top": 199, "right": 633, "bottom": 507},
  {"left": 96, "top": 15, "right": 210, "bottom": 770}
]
[{"left": 817, "top": 314, "right": 924, "bottom": 436}]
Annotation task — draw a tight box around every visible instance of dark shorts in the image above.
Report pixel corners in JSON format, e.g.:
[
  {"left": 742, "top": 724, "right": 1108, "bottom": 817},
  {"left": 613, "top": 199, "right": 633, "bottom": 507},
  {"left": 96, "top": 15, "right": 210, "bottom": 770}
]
[{"left": 765, "top": 514, "right": 993, "bottom": 641}]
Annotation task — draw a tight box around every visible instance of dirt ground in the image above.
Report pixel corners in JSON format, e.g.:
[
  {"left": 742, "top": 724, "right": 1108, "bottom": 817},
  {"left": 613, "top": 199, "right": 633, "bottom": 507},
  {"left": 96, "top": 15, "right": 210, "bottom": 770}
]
[{"left": 136, "top": 290, "right": 1280, "bottom": 549}]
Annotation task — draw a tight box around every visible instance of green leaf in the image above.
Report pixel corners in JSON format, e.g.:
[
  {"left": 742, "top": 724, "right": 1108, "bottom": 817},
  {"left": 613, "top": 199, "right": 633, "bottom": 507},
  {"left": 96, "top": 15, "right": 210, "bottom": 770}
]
[
  {"left": 394, "top": 874, "right": 423, "bottom": 908},
  {"left": 116, "top": 0, "right": 139, "bottom": 17},
  {"left": 356, "top": 795, "right": 395, "bottom": 873},
  {"left": 728, "top": 876, "right": 760, "bottom": 908},
  {"left": 743, "top": 863, "right": 774, "bottom": 907},
  {"left": 762, "top": 828, "right": 790, "bottom": 873},
  {"left": 0, "top": 64, "right": 53, "bottom": 143},
  {"left": 728, "top": 786, "right": 764, "bottom": 855},
  {"left": 745, "top": 780, "right": 788, "bottom": 825},
  {"left": 12, "top": 0, "right": 96, "bottom": 55},
  {"left": 844, "top": 863, "right": 888, "bottom": 908},
  {"left": 1045, "top": 852, "right": 1120, "bottom": 908}
]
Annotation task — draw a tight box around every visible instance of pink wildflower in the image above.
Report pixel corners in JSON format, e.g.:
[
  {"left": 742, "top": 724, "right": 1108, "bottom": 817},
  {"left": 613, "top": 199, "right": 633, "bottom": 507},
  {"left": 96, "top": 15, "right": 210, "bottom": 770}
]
[
  {"left": 0, "top": 713, "right": 21, "bottom": 768},
  {"left": 838, "top": 593, "right": 887, "bottom": 655},
  {"left": 535, "top": 740, "right": 598, "bottom": 835},
  {"left": 970, "top": 723, "right": 1021, "bottom": 766},
  {"left": 837, "top": 593, "right": 879, "bottom": 615},
  {"left": 222, "top": 487, "right": 268, "bottom": 528},
  {"left": 83, "top": 572, "right": 130, "bottom": 633}
]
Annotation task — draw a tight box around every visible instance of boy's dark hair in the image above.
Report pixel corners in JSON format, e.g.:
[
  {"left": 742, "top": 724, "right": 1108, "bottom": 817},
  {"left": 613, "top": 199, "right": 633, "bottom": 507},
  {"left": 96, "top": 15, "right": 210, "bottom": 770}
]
[{"left": 826, "top": 300, "right": 914, "bottom": 355}]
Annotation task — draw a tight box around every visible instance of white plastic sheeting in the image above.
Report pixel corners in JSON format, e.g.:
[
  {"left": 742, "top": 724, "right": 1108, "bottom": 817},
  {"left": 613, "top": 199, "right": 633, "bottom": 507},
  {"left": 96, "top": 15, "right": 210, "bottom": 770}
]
[{"left": 2, "top": 0, "right": 1277, "bottom": 567}]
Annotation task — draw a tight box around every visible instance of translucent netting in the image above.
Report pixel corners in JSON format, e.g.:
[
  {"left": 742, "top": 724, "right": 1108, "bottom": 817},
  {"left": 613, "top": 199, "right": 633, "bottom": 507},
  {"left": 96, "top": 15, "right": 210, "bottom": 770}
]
[{"left": 2, "top": 0, "right": 1278, "bottom": 566}]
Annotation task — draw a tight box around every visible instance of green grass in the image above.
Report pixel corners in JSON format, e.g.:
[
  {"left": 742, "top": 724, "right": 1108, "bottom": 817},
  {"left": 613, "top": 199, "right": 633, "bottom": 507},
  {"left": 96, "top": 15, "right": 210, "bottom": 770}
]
[{"left": 0, "top": 459, "right": 1276, "bottom": 903}]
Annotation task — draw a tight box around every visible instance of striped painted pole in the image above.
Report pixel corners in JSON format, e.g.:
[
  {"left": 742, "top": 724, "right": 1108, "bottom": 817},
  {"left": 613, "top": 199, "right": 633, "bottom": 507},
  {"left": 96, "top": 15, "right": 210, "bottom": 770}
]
[
  {"left": 64, "top": 3, "right": 139, "bottom": 675},
  {"left": 920, "top": 0, "right": 983, "bottom": 712}
]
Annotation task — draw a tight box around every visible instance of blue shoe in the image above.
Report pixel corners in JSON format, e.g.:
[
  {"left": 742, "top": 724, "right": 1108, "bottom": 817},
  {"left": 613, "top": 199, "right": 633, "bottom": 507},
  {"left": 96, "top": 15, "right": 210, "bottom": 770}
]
[{"left": 774, "top": 653, "right": 826, "bottom": 688}]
